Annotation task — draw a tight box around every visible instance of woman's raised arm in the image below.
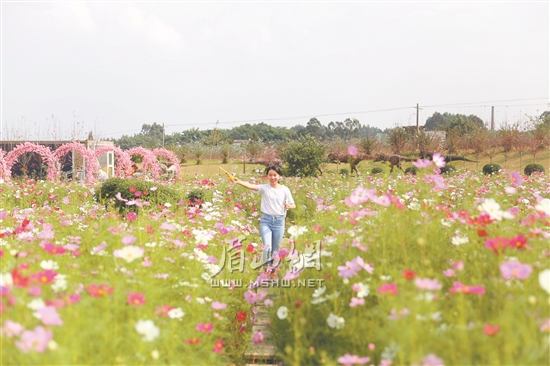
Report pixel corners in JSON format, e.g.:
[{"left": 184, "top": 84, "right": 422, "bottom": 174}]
[{"left": 234, "top": 179, "right": 259, "bottom": 191}]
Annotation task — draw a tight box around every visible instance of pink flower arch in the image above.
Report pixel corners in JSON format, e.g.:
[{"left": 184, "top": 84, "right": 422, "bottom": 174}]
[
  {"left": 126, "top": 147, "right": 161, "bottom": 179},
  {"left": 4, "top": 142, "right": 59, "bottom": 181},
  {"left": 54, "top": 142, "right": 99, "bottom": 183},
  {"left": 94, "top": 146, "right": 132, "bottom": 178},
  {"left": 0, "top": 149, "right": 9, "bottom": 181},
  {"left": 153, "top": 148, "right": 180, "bottom": 179}
]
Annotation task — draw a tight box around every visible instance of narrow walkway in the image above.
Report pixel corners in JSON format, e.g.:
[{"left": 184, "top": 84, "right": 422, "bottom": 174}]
[{"left": 244, "top": 285, "right": 280, "bottom": 365}]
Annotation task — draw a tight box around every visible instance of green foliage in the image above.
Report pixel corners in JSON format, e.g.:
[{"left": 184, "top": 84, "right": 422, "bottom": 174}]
[
  {"left": 371, "top": 167, "right": 384, "bottom": 175},
  {"left": 439, "top": 164, "right": 457, "bottom": 175},
  {"left": 482, "top": 163, "right": 501, "bottom": 175},
  {"left": 387, "top": 127, "right": 409, "bottom": 154},
  {"left": 281, "top": 135, "right": 327, "bottom": 177},
  {"left": 186, "top": 188, "right": 212, "bottom": 205},
  {"left": 95, "top": 178, "right": 182, "bottom": 213},
  {"left": 425, "top": 112, "right": 484, "bottom": 133},
  {"left": 404, "top": 166, "right": 418, "bottom": 175},
  {"left": 339, "top": 168, "right": 349, "bottom": 176},
  {"left": 524, "top": 163, "right": 545, "bottom": 176}
]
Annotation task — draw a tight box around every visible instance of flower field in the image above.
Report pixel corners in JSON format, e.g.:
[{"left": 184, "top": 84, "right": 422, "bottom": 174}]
[{"left": 1, "top": 162, "right": 549, "bottom": 365}]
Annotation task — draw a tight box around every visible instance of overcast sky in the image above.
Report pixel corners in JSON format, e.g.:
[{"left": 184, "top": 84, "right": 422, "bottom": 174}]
[{"left": 1, "top": 1, "right": 548, "bottom": 141}]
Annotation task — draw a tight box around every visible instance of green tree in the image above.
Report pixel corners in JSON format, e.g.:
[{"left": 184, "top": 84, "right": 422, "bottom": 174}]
[
  {"left": 387, "top": 127, "right": 409, "bottom": 154},
  {"left": 281, "top": 135, "right": 327, "bottom": 177}
]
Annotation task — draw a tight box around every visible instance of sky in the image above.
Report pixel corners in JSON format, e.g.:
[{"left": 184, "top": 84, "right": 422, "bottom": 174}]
[{"left": 1, "top": 1, "right": 548, "bottom": 141}]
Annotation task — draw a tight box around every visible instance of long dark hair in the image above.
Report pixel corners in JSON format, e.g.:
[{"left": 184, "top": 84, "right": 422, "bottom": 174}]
[{"left": 265, "top": 165, "right": 283, "bottom": 176}]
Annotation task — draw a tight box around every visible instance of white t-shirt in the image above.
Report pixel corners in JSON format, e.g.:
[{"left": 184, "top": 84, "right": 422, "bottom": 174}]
[{"left": 257, "top": 184, "right": 295, "bottom": 216}]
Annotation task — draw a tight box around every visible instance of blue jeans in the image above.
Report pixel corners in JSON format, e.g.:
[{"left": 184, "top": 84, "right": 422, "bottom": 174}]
[{"left": 259, "top": 214, "right": 285, "bottom": 264}]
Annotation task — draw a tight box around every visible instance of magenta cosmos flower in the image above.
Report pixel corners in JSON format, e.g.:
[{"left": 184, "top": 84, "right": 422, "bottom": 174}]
[
  {"left": 500, "top": 261, "right": 532, "bottom": 280},
  {"left": 449, "top": 281, "right": 485, "bottom": 295},
  {"left": 377, "top": 283, "right": 399, "bottom": 295},
  {"left": 338, "top": 354, "right": 370, "bottom": 366},
  {"left": 414, "top": 278, "right": 442, "bottom": 291}
]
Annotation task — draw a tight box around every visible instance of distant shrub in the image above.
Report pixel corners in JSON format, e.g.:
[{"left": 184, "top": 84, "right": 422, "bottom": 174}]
[
  {"left": 404, "top": 167, "right": 418, "bottom": 175},
  {"left": 524, "top": 163, "right": 545, "bottom": 176},
  {"left": 339, "top": 168, "right": 349, "bottom": 176},
  {"left": 440, "top": 164, "right": 457, "bottom": 175},
  {"left": 95, "top": 178, "right": 182, "bottom": 213},
  {"left": 371, "top": 167, "right": 384, "bottom": 175},
  {"left": 482, "top": 163, "right": 501, "bottom": 175},
  {"left": 187, "top": 188, "right": 211, "bottom": 206}
]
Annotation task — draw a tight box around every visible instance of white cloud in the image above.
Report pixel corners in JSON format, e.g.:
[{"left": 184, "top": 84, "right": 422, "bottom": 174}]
[
  {"left": 121, "top": 6, "right": 183, "bottom": 48},
  {"left": 47, "top": 3, "right": 96, "bottom": 31}
]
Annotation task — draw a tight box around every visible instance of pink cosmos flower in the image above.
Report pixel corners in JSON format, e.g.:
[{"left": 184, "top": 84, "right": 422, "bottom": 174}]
[
  {"left": 14, "top": 326, "right": 53, "bottom": 353},
  {"left": 3, "top": 320, "right": 24, "bottom": 337},
  {"left": 37, "top": 306, "right": 63, "bottom": 326},
  {"left": 424, "top": 174, "right": 447, "bottom": 191},
  {"left": 211, "top": 301, "right": 227, "bottom": 310},
  {"left": 127, "top": 292, "right": 146, "bottom": 306},
  {"left": 337, "top": 354, "right": 370, "bottom": 366},
  {"left": 348, "top": 145, "right": 358, "bottom": 156},
  {"left": 154, "top": 304, "right": 173, "bottom": 317},
  {"left": 349, "top": 297, "right": 365, "bottom": 307},
  {"left": 126, "top": 212, "right": 137, "bottom": 222},
  {"left": 500, "top": 261, "right": 532, "bottom": 280},
  {"left": 413, "top": 158, "right": 433, "bottom": 169},
  {"left": 421, "top": 353, "right": 444, "bottom": 366},
  {"left": 377, "top": 283, "right": 399, "bottom": 295},
  {"left": 414, "top": 278, "right": 442, "bottom": 291},
  {"left": 282, "top": 269, "right": 302, "bottom": 281},
  {"left": 253, "top": 331, "right": 264, "bottom": 344},
  {"left": 338, "top": 261, "right": 359, "bottom": 278},
  {"left": 540, "top": 318, "right": 550, "bottom": 332},
  {"left": 431, "top": 153, "right": 446, "bottom": 168},
  {"left": 141, "top": 257, "right": 153, "bottom": 267},
  {"left": 27, "top": 285, "right": 42, "bottom": 296},
  {"left": 449, "top": 281, "right": 485, "bottom": 295},
  {"left": 122, "top": 235, "right": 137, "bottom": 245},
  {"left": 264, "top": 299, "right": 274, "bottom": 307},
  {"left": 244, "top": 290, "right": 261, "bottom": 303},
  {"left": 196, "top": 323, "right": 214, "bottom": 334},
  {"left": 484, "top": 323, "right": 500, "bottom": 336},
  {"left": 212, "top": 339, "right": 224, "bottom": 354},
  {"left": 510, "top": 171, "right": 523, "bottom": 187},
  {"left": 443, "top": 269, "right": 456, "bottom": 277}
]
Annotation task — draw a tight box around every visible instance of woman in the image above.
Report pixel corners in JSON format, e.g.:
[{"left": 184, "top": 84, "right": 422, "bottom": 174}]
[{"left": 233, "top": 165, "right": 296, "bottom": 267}]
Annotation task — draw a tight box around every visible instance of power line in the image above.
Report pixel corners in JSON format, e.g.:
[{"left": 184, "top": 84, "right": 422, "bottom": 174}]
[
  {"left": 165, "top": 106, "right": 414, "bottom": 128},
  {"left": 95, "top": 97, "right": 548, "bottom": 138}
]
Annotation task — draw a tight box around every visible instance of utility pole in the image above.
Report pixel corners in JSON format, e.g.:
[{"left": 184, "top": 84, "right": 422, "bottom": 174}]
[
  {"left": 416, "top": 103, "right": 420, "bottom": 133},
  {"left": 162, "top": 123, "right": 165, "bottom": 147},
  {"left": 491, "top": 106, "right": 494, "bottom": 130}
]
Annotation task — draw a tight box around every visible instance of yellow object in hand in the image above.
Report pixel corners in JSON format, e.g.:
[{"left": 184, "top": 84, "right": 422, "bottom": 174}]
[{"left": 218, "top": 166, "right": 236, "bottom": 182}]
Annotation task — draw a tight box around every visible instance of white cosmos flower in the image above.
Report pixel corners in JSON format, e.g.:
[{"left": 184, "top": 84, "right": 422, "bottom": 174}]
[
  {"left": 478, "top": 198, "right": 513, "bottom": 221},
  {"left": 327, "top": 313, "right": 345, "bottom": 329},
  {"left": 311, "top": 297, "right": 328, "bottom": 305},
  {"left": 312, "top": 286, "right": 326, "bottom": 298},
  {"left": 51, "top": 274, "right": 67, "bottom": 293},
  {"left": 287, "top": 225, "right": 308, "bottom": 240},
  {"left": 40, "top": 260, "right": 59, "bottom": 270},
  {"left": 535, "top": 199, "right": 550, "bottom": 216},
  {"left": 539, "top": 269, "right": 550, "bottom": 294},
  {"left": 113, "top": 246, "right": 144, "bottom": 263},
  {"left": 451, "top": 232, "right": 469, "bottom": 246},
  {"left": 168, "top": 308, "right": 185, "bottom": 319},
  {"left": 27, "top": 298, "right": 46, "bottom": 310},
  {"left": 277, "top": 306, "right": 288, "bottom": 319},
  {"left": 0, "top": 273, "right": 13, "bottom": 287},
  {"left": 135, "top": 320, "right": 160, "bottom": 342},
  {"left": 354, "top": 283, "right": 370, "bottom": 298}
]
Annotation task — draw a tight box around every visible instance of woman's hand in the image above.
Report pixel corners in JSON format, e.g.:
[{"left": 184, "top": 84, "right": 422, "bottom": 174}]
[{"left": 284, "top": 202, "right": 296, "bottom": 210}]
